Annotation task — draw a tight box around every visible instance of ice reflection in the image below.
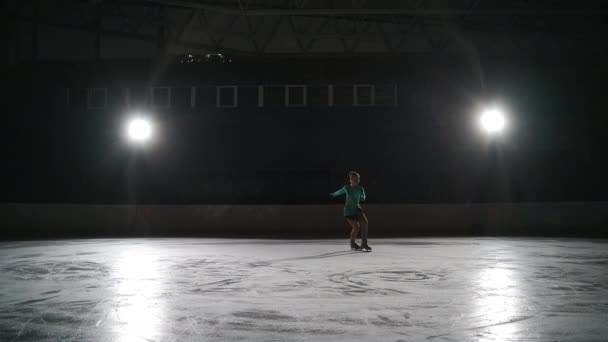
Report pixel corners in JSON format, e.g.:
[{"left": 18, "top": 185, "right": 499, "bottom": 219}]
[
  {"left": 473, "top": 265, "right": 523, "bottom": 340},
  {"left": 112, "top": 248, "right": 165, "bottom": 342}
]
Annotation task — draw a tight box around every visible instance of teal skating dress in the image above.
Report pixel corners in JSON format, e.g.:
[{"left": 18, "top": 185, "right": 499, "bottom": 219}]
[{"left": 331, "top": 185, "right": 366, "bottom": 218}]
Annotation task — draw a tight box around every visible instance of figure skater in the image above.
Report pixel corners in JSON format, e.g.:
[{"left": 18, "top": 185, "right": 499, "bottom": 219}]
[{"left": 330, "top": 171, "right": 371, "bottom": 251}]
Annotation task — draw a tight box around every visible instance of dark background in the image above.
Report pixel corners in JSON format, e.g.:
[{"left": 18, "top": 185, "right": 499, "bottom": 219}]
[
  {"left": 3, "top": 1, "right": 608, "bottom": 206},
  {"left": 3, "top": 57, "right": 608, "bottom": 205}
]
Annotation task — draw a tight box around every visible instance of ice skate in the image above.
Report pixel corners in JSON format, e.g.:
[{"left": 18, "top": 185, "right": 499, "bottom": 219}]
[
  {"left": 360, "top": 239, "right": 372, "bottom": 252},
  {"left": 350, "top": 240, "right": 361, "bottom": 251}
]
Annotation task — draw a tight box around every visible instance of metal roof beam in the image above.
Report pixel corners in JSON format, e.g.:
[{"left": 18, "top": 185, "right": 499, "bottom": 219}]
[{"left": 143, "top": 1, "right": 608, "bottom": 17}]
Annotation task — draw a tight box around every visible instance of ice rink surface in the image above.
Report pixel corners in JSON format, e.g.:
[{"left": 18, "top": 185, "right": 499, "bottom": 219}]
[{"left": 1, "top": 237, "right": 607, "bottom": 341}]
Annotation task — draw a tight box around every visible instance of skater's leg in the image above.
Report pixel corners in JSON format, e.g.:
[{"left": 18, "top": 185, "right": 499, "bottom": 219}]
[
  {"left": 346, "top": 218, "right": 360, "bottom": 241},
  {"left": 359, "top": 213, "right": 368, "bottom": 241},
  {"left": 360, "top": 213, "right": 371, "bottom": 251},
  {"left": 346, "top": 218, "right": 361, "bottom": 249}
]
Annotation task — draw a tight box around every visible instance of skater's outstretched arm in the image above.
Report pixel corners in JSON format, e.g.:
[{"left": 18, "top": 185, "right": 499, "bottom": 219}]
[{"left": 330, "top": 186, "right": 346, "bottom": 197}]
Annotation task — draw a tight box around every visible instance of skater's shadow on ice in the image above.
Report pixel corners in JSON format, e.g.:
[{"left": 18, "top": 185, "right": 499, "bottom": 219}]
[{"left": 251, "top": 251, "right": 359, "bottom": 266}]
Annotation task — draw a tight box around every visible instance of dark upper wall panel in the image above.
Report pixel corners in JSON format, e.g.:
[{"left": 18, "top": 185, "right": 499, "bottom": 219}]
[{"left": 5, "top": 1, "right": 608, "bottom": 63}]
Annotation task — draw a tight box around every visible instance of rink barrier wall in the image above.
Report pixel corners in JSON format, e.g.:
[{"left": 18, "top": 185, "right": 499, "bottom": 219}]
[{"left": 1, "top": 203, "right": 607, "bottom": 237}]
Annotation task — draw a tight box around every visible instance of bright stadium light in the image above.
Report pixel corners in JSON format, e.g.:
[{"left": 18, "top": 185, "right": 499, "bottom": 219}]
[
  {"left": 126, "top": 117, "right": 153, "bottom": 143},
  {"left": 479, "top": 108, "right": 506, "bottom": 134}
]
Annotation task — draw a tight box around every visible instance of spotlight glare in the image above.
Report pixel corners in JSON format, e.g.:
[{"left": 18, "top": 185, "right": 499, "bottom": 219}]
[
  {"left": 127, "top": 118, "right": 152, "bottom": 142},
  {"left": 479, "top": 108, "right": 506, "bottom": 134}
]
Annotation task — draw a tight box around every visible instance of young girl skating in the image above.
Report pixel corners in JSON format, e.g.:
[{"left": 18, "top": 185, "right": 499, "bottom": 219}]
[{"left": 330, "top": 171, "right": 371, "bottom": 251}]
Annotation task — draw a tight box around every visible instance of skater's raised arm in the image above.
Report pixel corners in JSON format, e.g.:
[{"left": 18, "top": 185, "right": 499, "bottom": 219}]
[{"left": 330, "top": 186, "right": 347, "bottom": 197}]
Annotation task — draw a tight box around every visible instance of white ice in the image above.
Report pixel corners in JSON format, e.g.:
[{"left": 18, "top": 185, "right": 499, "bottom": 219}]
[{"left": 1, "top": 238, "right": 607, "bottom": 341}]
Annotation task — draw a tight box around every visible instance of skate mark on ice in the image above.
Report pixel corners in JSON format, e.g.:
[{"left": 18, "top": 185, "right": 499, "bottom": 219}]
[
  {"left": 536, "top": 252, "right": 608, "bottom": 260},
  {"left": 531, "top": 265, "right": 565, "bottom": 281},
  {"left": 534, "top": 252, "right": 608, "bottom": 266},
  {"left": 248, "top": 261, "right": 271, "bottom": 268},
  {"left": 326, "top": 316, "right": 366, "bottom": 325},
  {"left": 0, "top": 242, "right": 29, "bottom": 249},
  {"left": 248, "top": 251, "right": 359, "bottom": 268},
  {"left": 226, "top": 320, "right": 344, "bottom": 335},
  {"left": 370, "top": 314, "right": 412, "bottom": 327},
  {"left": 462, "top": 314, "right": 533, "bottom": 329},
  {"left": 326, "top": 311, "right": 411, "bottom": 328},
  {"left": 16, "top": 295, "right": 61, "bottom": 305},
  {"left": 39, "top": 289, "right": 61, "bottom": 295},
  {"left": 75, "top": 251, "right": 98, "bottom": 256},
  {"left": 562, "top": 259, "right": 608, "bottom": 266},
  {"left": 426, "top": 314, "right": 535, "bottom": 340},
  {"left": 3, "top": 260, "right": 109, "bottom": 281},
  {"left": 191, "top": 283, "right": 247, "bottom": 294},
  {"left": 171, "top": 258, "right": 217, "bottom": 269},
  {"left": 329, "top": 273, "right": 406, "bottom": 296},
  {"left": 12, "top": 253, "right": 43, "bottom": 259},
  {"left": 227, "top": 310, "right": 349, "bottom": 335},
  {"left": 232, "top": 310, "right": 296, "bottom": 321},
  {"left": 329, "top": 269, "right": 443, "bottom": 296},
  {"left": 370, "top": 270, "right": 443, "bottom": 282},
  {"left": 381, "top": 241, "right": 479, "bottom": 246},
  {"left": 194, "top": 278, "right": 243, "bottom": 288},
  {"left": 169, "top": 315, "right": 203, "bottom": 342},
  {"left": 170, "top": 258, "right": 251, "bottom": 293}
]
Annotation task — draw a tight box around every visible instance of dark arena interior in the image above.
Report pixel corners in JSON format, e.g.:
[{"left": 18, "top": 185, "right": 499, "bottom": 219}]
[{"left": 2, "top": 1, "right": 608, "bottom": 341}]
